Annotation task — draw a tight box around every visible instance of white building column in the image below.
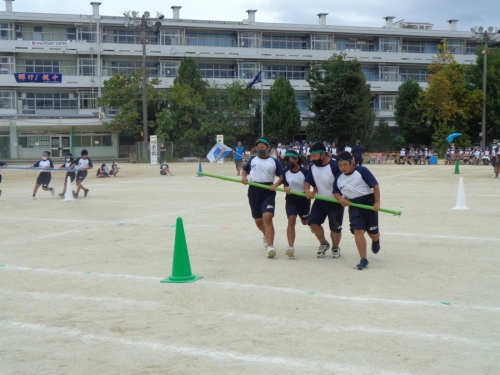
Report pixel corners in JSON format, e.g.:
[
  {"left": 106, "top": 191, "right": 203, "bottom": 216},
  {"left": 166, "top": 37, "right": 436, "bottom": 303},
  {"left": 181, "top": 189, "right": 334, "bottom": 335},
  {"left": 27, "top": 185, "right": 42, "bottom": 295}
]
[{"left": 9, "top": 118, "right": 18, "bottom": 158}]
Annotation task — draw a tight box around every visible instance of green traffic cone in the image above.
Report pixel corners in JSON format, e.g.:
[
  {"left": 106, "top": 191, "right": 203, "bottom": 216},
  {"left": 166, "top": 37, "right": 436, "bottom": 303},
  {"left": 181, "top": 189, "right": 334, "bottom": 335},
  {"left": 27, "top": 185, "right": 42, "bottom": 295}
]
[
  {"left": 161, "top": 217, "right": 203, "bottom": 283},
  {"left": 453, "top": 159, "right": 460, "bottom": 174}
]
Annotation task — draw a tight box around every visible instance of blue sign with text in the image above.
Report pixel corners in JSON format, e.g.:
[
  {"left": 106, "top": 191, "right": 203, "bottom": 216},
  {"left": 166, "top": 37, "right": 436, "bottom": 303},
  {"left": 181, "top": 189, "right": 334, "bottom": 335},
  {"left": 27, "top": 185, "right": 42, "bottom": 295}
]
[{"left": 14, "top": 73, "right": 62, "bottom": 83}]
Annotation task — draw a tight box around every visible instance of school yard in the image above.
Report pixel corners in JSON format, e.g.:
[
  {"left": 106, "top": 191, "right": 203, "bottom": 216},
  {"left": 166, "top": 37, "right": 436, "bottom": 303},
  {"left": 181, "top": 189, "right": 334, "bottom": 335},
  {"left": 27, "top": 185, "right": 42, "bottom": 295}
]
[{"left": 0, "top": 160, "right": 499, "bottom": 375}]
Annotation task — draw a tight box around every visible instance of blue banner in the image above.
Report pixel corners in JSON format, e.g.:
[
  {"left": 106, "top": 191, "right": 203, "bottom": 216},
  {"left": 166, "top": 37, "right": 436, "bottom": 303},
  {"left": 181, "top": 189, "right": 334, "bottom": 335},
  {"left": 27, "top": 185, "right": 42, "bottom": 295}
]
[{"left": 14, "top": 73, "right": 62, "bottom": 83}]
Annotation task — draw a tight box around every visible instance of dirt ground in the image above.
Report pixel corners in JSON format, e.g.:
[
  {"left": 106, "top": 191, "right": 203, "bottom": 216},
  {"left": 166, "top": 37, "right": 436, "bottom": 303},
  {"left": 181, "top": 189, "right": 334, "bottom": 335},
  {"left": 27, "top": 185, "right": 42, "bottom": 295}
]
[{"left": 0, "top": 160, "right": 499, "bottom": 375}]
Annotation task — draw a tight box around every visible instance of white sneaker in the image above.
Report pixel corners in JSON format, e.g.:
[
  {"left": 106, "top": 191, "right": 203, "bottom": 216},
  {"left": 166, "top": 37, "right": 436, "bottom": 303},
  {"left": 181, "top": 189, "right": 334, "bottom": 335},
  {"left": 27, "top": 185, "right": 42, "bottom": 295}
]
[
  {"left": 262, "top": 236, "right": 268, "bottom": 249},
  {"left": 331, "top": 247, "right": 341, "bottom": 258},
  {"left": 30, "top": 196, "right": 36, "bottom": 200},
  {"left": 493, "top": 174, "right": 496, "bottom": 179},
  {"left": 50, "top": 188, "right": 55, "bottom": 196},
  {"left": 317, "top": 242, "right": 330, "bottom": 258},
  {"left": 286, "top": 246, "right": 295, "bottom": 258},
  {"left": 267, "top": 246, "right": 276, "bottom": 258}
]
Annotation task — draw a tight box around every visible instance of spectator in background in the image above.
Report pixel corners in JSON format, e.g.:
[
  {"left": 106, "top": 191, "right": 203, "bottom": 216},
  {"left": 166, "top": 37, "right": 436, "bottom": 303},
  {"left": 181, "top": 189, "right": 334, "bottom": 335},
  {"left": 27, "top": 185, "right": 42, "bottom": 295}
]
[
  {"left": 351, "top": 140, "right": 365, "bottom": 166},
  {"left": 159, "top": 144, "right": 167, "bottom": 162},
  {"left": 233, "top": 141, "right": 245, "bottom": 176}
]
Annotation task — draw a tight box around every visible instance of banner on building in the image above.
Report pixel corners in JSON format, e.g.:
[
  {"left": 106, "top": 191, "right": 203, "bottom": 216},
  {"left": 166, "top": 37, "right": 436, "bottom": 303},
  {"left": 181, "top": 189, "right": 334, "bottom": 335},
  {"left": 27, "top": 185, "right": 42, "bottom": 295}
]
[
  {"left": 14, "top": 73, "right": 62, "bottom": 83},
  {"left": 150, "top": 135, "right": 158, "bottom": 164},
  {"left": 30, "top": 41, "right": 69, "bottom": 46}
]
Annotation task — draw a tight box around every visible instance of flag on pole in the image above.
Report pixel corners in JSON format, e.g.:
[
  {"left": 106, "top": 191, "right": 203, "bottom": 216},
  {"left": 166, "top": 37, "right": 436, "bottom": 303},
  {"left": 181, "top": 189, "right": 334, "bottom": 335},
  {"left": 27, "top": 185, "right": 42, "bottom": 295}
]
[
  {"left": 207, "top": 141, "right": 233, "bottom": 163},
  {"left": 246, "top": 70, "right": 262, "bottom": 89}
]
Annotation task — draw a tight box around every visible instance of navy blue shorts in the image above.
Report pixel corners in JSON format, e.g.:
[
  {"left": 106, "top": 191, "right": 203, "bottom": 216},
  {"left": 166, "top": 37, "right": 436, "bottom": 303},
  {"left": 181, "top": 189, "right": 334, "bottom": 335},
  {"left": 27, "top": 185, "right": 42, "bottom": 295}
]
[
  {"left": 248, "top": 184, "right": 276, "bottom": 219},
  {"left": 77, "top": 170, "right": 88, "bottom": 181},
  {"left": 65, "top": 172, "right": 76, "bottom": 183},
  {"left": 285, "top": 194, "right": 310, "bottom": 221},
  {"left": 308, "top": 199, "right": 344, "bottom": 233},
  {"left": 348, "top": 193, "right": 379, "bottom": 234},
  {"left": 36, "top": 172, "right": 51, "bottom": 187}
]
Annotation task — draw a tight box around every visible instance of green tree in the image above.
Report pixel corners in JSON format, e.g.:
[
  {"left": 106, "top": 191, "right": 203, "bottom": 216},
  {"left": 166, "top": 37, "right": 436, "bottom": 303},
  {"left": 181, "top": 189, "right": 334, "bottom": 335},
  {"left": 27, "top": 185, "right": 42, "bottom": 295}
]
[
  {"left": 369, "top": 119, "right": 393, "bottom": 152},
  {"left": 98, "top": 71, "right": 166, "bottom": 137},
  {"left": 394, "top": 78, "right": 431, "bottom": 145},
  {"left": 263, "top": 76, "right": 301, "bottom": 143},
  {"left": 468, "top": 46, "right": 500, "bottom": 143},
  {"left": 206, "top": 81, "right": 260, "bottom": 146},
  {"left": 156, "top": 58, "right": 211, "bottom": 156},
  {"left": 306, "top": 53, "right": 375, "bottom": 146},
  {"left": 418, "top": 42, "right": 482, "bottom": 154}
]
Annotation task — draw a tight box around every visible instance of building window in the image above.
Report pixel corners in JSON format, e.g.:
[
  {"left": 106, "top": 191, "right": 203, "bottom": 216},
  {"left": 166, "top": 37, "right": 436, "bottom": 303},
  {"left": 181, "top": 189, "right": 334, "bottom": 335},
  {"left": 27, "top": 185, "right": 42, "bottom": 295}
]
[
  {"left": 380, "top": 37, "right": 399, "bottom": 52},
  {"left": 380, "top": 66, "right": 399, "bottom": 81},
  {"left": 238, "top": 62, "right": 260, "bottom": 79},
  {"left": 78, "top": 58, "right": 96, "bottom": 76},
  {"left": 295, "top": 96, "right": 309, "bottom": 112},
  {"left": 17, "top": 59, "right": 77, "bottom": 75},
  {"left": 262, "top": 35, "right": 310, "bottom": 49},
  {"left": 160, "top": 29, "right": 183, "bottom": 45},
  {"left": 198, "top": 63, "right": 236, "bottom": 78},
  {"left": 18, "top": 134, "right": 50, "bottom": 148},
  {"left": 103, "top": 61, "right": 159, "bottom": 76},
  {"left": 77, "top": 26, "right": 96, "bottom": 43},
  {"left": 0, "top": 55, "right": 14, "bottom": 74},
  {"left": 402, "top": 40, "right": 439, "bottom": 53},
  {"left": 379, "top": 95, "right": 397, "bottom": 111},
  {"left": 264, "top": 65, "right": 307, "bottom": 80},
  {"left": 74, "top": 133, "right": 112, "bottom": 147},
  {"left": 311, "top": 34, "right": 332, "bottom": 50},
  {"left": 22, "top": 92, "right": 78, "bottom": 111},
  {"left": 335, "top": 37, "right": 377, "bottom": 51},
  {"left": 104, "top": 28, "right": 158, "bottom": 44},
  {"left": 445, "top": 40, "right": 463, "bottom": 54},
  {"left": 362, "top": 67, "right": 378, "bottom": 81},
  {"left": 186, "top": 32, "right": 236, "bottom": 47},
  {"left": 0, "top": 90, "right": 15, "bottom": 109},
  {"left": 0, "top": 23, "right": 13, "bottom": 40},
  {"left": 79, "top": 91, "right": 97, "bottom": 109},
  {"left": 238, "top": 32, "right": 260, "bottom": 48},
  {"left": 160, "top": 60, "right": 180, "bottom": 77},
  {"left": 399, "top": 68, "right": 429, "bottom": 82},
  {"left": 465, "top": 42, "right": 481, "bottom": 55}
]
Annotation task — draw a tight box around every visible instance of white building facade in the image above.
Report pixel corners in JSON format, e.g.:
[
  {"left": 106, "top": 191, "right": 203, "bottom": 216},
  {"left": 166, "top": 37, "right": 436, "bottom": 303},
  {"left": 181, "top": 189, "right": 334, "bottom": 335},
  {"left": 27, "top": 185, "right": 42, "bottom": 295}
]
[{"left": 0, "top": 1, "right": 480, "bottom": 159}]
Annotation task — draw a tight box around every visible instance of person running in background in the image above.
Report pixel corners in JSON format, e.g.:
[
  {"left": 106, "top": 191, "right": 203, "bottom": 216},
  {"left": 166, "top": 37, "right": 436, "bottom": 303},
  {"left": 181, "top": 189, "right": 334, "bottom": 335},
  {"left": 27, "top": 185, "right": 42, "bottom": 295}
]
[
  {"left": 233, "top": 141, "right": 245, "bottom": 176},
  {"left": 29, "top": 150, "right": 55, "bottom": 200},
  {"left": 70, "top": 149, "right": 93, "bottom": 198},
  {"left": 351, "top": 140, "right": 364, "bottom": 166},
  {"left": 0, "top": 160, "right": 9, "bottom": 197},
  {"left": 242, "top": 138, "right": 284, "bottom": 259},
  {"left": 58, "top": 152, "right": 76, "bottom": 198},
  {"left": 333, "top": 151, "right": 381, "bottom": 270},
  {"left": 305, "top": 142, "right": 344, "bottom": 259},
  {"left": 109, "top": 160, "right": 120, "bottom": 177},
  {"left": 282, "top": 150, "right": 310, "bottom": 258}
]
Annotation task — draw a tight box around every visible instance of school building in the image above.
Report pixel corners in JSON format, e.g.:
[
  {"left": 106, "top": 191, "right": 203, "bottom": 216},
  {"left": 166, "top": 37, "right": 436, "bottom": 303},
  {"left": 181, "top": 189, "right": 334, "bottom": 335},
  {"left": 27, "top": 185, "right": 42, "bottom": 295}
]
[{"left": 0, "top": 1, "right": 480, "bottom": 159}]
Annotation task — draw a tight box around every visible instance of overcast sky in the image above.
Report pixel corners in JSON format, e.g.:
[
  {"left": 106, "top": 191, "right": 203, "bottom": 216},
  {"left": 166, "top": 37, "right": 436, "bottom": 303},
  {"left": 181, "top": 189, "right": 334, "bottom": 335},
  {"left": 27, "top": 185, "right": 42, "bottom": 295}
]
[{"left": 5, "top": 0, "right": 499, "bottom": 32}]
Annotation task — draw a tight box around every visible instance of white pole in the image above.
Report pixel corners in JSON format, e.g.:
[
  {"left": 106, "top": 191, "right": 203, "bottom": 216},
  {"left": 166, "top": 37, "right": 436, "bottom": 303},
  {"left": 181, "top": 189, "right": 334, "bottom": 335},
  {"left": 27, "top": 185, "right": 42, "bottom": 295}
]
[{"left": 260, "top": 63, "right": 264, "bottom": 138}]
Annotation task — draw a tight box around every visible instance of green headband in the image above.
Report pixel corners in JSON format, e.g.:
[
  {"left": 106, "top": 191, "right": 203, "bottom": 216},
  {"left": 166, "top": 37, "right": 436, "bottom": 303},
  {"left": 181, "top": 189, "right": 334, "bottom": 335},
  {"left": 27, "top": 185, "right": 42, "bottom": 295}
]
[
  {"left": 337, "top": 157, "right": 353, "bottom": 161},
  {"left": 256, "top": 138, "right": 270, "bottom": 146},
  {"left": 309, "top": 150, "right": 326, "bottom": 154},
  {"left": 284, "top": 152, "right": 299, "bottom": 157}
]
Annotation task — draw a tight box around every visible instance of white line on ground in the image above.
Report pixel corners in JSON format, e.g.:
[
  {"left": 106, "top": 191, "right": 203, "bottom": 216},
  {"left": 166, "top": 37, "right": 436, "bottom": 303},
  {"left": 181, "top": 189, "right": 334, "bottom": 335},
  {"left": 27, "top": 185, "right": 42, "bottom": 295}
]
[
  {"left": 0, "top": 320, "right": 408, "bottom": 375},
  {"left": 2, "top": 266, "right": 499, "bottom": 313},
  {"left": 0, "top": 289, "right": 483, "bottom": 346},
  {"left": 384, "top": 232, "right": 500, "bottom": 242}
]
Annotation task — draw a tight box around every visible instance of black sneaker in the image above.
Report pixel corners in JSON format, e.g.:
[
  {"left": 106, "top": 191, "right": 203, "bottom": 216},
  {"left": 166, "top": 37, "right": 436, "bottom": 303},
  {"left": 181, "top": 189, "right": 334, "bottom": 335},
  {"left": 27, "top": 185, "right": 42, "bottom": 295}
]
[
  {"left": 84, "top": 189, "right": 89, "bottom": 197},
  {"left": 58, "top": 193, "right": 64, "bottom": 198},
  {"left": 371, "top": 240, "right": 380, "bottom": 254},
  {"left": 73, "top": 192, "right": 78, "bottom": 199},
  {"left": 356, "top": 258, "right": 369, "bottom": 270}
]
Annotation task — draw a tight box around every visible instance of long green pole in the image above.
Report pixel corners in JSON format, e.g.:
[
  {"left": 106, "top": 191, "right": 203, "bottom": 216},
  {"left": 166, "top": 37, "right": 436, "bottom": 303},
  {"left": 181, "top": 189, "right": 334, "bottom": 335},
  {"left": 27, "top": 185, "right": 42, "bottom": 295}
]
[{"left": 198, "top": 172, "right": 402, "bottom": 216}]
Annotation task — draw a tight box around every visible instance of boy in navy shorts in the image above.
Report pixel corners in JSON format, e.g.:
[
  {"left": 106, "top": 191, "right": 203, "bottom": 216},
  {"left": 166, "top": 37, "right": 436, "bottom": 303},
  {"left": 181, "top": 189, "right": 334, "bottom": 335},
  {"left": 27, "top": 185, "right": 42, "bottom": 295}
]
[
  {"left": 29, "top": 150, "right": 55, "bottom": 200},
  {"left": 58, "top": 152, "right": 76, "bottom": 198},
  {"left": 333, "top": 151, "right": 381, "bottom": 270},
  {"left": 70, "top": 149, "right": 93, "bottom": 198},
  {"left": 242, "top": 139, "right": 283, "bottom": 258},
  {"left": 305, "top": 142, "right": 344, "bottom": 258},
  {"left": 282, "top": 150, "right": 310, "bottom": 257}
]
